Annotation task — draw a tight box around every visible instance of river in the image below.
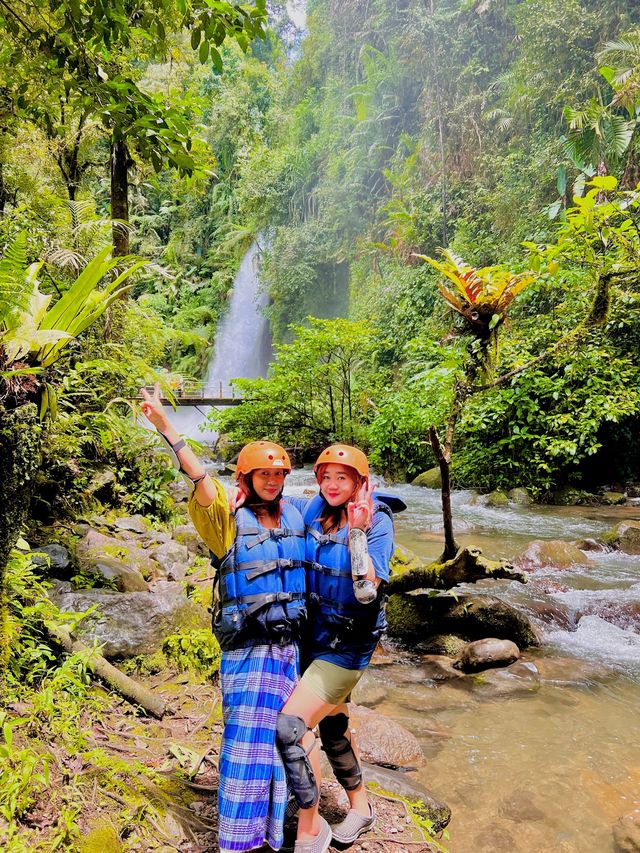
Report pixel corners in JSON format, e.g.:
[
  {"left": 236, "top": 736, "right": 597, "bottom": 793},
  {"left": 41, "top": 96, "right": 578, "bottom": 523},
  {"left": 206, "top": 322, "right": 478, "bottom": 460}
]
[{"left": 281, "top": 470, "right": 640, "bottom": 852}]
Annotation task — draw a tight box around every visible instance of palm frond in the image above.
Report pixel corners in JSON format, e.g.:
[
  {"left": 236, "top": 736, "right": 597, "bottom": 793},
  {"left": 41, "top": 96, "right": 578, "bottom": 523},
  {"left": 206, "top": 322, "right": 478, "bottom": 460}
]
[{"left": 0, "top": 233, "right": 29, "bottom": 326}]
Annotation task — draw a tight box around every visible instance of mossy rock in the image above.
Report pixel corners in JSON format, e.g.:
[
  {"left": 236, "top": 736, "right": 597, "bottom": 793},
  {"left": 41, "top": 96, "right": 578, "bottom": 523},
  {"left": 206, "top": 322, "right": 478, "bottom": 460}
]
[
  {"left": 78, "top": 820, "right": 122, "bottom": 852},
  {"left": 602, "top": 520, "right": 640, "bottom": 555},
  {"left": 387, "top": 592, "right": 538, "bottom": 649},
  {"left": 601, "top": 491, "right": 627, "bottom": 506},
  {"left": 390, "top": 544, "right": 425, "bottom": 578},
  {"left": 411, "top": 467, "right": 442, "bottom": 489},
  {"left": 551, "top": 486, "right": 596, "bottom": 506},
  {"left": 507, "top": 487, "right": 533, "bottom": 506},
  {"left": 485, "top": 489, "right": 509, "bottom": 507},
  {"left": 416, "top": 633, "right": 468, "bottom": 656}
]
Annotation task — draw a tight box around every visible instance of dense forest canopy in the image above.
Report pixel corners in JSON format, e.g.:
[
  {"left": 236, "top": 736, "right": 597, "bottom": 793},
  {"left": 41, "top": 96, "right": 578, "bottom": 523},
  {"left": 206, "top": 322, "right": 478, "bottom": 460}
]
[{"left": 1, "top": 0, "right": 640, "bottom": 513}]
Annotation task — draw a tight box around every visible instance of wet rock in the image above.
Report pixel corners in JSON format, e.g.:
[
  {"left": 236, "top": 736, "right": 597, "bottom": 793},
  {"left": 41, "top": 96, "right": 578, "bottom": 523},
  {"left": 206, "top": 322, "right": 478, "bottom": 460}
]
[
  {"left": 419, "top": 654, "right": 467, "bottom": 682},
  {"left": 515, "top": 539, "right": 593, "bottom": 571},
  {"left": 578, "top": 600, "right": 640, "bottom": 633},
  {"left": 602, "top": 491, "right": 627, "bottom": 506},
  {"left": 499, "top": 788, "right": 545, "bottom": 822},
  {"left": 575, "top": 537, "right": 608, "bottom": 552},
  {"left": 471, "top": 660, "right": 540, "bottom": 697},
  {"left": 508, "top": 487, "right": 533, "bottom": 506},
  {"left": 411, "top": 467, "right": 441, "bottom": 489},
  {"left": 485, "top": 489, "right": 509, "bottom": 507},
  {"left": 521, "top": 595, "right": 576, "bottom": 631},
  {"left": 150, "top": 541, "right": 191, "bottom": 581},
  {"left": 387, "top": 592, "right": 539, "bottom": 648},
  {"left": 535, "top": 655, "right": 609, "bottom": 686},
  {"left": 89, "top": 556, "right": 149, "bottom": 592},
  {"left": 603, "top": 520, "right": 640, "bottom": 555},
  {"left": 32, "top": 544, "right": 71, "bottom": 575},
  {"left": 351, "top": 671, "right": 388, "bottom": 707},
  {"left": 627, "top": 485, "right": 640, "bottom": 499},
  {"left": 361, "top": 762, "right": 451, "bottom": 833},
  {"left": 76, "top": 529, "right": 154, "bottom": 579},
  {"left": 51, "top": 581, "right": 209, "bottom": 658},
  {"left": 454, "top": 638, "right": 520, "bottom": 673},
  {"left": 173, "top": 522, "right": 208, "bottom": 556},
  {"left": 473, "top": 824, "right": 518, "bottom": 852},
  {"left": 113, "top": 514, "right": 151, "bottom": 534},
  {"left": 613, "top": 812, "right": 640, "bottom": 852},
  {"left": 417, "top": 633, "right": 468, "bottom": 657},
  {"left": 348, "top": 704, "right": 426, "bottom": 768}
]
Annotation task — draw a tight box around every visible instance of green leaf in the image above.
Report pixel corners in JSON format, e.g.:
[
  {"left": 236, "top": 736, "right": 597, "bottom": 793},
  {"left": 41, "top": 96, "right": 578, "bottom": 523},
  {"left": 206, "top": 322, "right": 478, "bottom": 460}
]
[
  {"left": 210, "top": 46, "right": 223, "bottom": 72},
  {"left": 588, "top": 175, "right": 618, "bottom": 191},
  {"left": 199, "top": 40, "right": 209, "bottom": 63}
]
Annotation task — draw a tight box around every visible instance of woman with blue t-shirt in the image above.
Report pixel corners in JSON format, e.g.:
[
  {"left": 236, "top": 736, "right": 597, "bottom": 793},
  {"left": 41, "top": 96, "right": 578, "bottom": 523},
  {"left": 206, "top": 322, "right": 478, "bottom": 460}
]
[{"left": 277, "top": 444, "right": 397, "bottom": 853}]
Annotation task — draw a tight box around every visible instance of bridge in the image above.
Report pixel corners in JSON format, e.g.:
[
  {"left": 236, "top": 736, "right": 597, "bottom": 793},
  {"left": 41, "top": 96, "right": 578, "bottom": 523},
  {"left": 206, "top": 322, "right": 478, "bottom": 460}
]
[{"left": 139, "top": 380, "right": 244, "bottom": 407}]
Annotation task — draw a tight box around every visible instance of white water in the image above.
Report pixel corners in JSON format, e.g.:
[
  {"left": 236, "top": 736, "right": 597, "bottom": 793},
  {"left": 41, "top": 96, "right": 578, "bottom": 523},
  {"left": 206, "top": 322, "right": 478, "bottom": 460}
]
[{"left": 162, "top": 242, "right": 272, "bottom": 444}]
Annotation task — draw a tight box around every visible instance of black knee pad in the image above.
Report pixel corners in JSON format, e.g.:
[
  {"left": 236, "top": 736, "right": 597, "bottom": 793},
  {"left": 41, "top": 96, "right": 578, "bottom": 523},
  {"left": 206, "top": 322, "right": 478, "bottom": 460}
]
[
  {"left": 275, "top": 712, "right": 319, "bottom": 809},
  {"left": 319, "top": 712, "right": 362, "bottom": 791}
]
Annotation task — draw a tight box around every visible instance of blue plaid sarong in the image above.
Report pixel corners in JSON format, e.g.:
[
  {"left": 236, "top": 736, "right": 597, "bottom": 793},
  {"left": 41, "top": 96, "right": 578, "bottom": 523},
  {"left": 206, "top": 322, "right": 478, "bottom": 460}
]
[{"left": 218, "top": 643, "right": 299, "bottom": 853}]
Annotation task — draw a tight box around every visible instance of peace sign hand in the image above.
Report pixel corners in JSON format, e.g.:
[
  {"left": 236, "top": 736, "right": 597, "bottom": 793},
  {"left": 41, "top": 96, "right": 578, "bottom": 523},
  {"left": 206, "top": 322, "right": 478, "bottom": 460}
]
[
  {"left": 139, "top": 382, "right": 169, "bottom": 432},
  {"left": 347, "top": 479, "right": 374, "bottom": 531}
]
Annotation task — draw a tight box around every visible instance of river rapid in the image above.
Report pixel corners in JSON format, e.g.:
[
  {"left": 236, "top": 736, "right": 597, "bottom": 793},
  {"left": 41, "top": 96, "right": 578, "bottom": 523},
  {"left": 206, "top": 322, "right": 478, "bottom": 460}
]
[{"left": 281, "top": 470, "right": 640, "bottom": 852}]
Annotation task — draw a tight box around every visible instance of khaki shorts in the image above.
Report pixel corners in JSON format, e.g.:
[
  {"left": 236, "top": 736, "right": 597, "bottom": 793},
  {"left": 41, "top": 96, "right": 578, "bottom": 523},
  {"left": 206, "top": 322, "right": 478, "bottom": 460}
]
[{"left": 299, "top": 658, "right": 365, "bottom": 705}]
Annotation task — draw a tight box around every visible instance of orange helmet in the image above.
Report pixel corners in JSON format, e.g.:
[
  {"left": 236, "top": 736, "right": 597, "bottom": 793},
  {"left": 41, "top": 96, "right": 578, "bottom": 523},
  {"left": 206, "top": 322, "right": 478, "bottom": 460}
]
[
  {"left": 313, "top": 444, "right": 369, "bottom": 480},
  {"left": 236, "top": 441, "right": 291, "bottom": 478}
]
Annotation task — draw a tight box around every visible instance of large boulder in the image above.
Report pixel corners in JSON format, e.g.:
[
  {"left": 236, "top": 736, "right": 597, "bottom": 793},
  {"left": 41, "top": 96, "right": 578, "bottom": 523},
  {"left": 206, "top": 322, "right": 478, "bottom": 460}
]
[
  {"left": 507, "top": 487, "right": 533, "bottom": 506},
  {"left": 485, "top": 489, "right": 509, "bottom": 508},
  {"left": 601, "top": 491, "right": 627, "bottom": 506},
  {"left": 172, "top": 522, "right": 209, "bottom": 556},
  {"left": 88, "top": 556, "right": 149, "bottom": 592},
  {"left": 51, "top": 582, "right": 209, "bottom": 658},
  {"left": 411, "top": 467, "right": 442, "bottom": 489},
  {"left": 603, "top": 520, "right": 640, "bottom": 555},
  {"left": 76, "top": 529, "right": 154, "bottom": 579},
  {"left": 150, "top": 541, "right": 191, "bottom": 581},
  {"left": 386, "top": 592, "right": 539, "bottom": 648},
  {"left": 454, "top": 638, "right": 520, "bottom": 673},
  {"left": 515, "top": 539, "right": 592, "bottom": 571},
  {"left": 32, "top": 544, "right": 71, "bottom": 576},
  {"left": 348, "top": 704, "right": 426, "bottom": 768},
  {"left": 113, "top": 514, "right": 151, "bottom": 534}
]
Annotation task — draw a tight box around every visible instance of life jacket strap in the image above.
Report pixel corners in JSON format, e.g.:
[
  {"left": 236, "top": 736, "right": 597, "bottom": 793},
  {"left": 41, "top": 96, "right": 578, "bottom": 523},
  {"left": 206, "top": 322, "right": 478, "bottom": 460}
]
[
  {"left": 304, "top": 560, "right": 351, "bottom": 578},
  {"left": 307, "top": 527, "right": 347, "bottom": 547},
  {"left": 241, "top": 591, "right": 305, "bottom": 617},
  {"left": 236, "top": 526, "right": 305, "bottom": 549}
]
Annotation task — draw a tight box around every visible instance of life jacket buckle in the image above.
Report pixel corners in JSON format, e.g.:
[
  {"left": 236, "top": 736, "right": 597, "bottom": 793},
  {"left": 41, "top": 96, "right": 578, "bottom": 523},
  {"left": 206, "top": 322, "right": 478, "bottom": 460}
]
[
  {"left": 279, "top": 558, "right": 294, "bottom": 569},
  {"left": 271, "top": 527, "right": 285, "bottom": 539}
]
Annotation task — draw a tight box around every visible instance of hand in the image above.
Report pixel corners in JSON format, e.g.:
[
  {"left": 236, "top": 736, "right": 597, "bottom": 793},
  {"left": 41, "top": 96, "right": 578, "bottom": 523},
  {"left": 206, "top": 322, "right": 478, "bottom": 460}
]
[
  {"left": 227, "top": 484, "right": 248, "bottom": 513},
  {"left": 347, "top": 480, "right": 374, "bottom": 531},
  {"left": 140, "top": 382, "right": 169, "bottom": 432}
]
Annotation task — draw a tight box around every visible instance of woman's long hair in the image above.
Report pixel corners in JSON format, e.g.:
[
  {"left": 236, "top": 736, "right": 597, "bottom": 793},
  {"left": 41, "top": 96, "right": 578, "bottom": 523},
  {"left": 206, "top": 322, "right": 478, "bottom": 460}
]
[
  {"left": 237, "top": 472, "right": 283, "bottom": 526},
  {"left": 315, "top": 463, "right": 363, "bottom": 534}
]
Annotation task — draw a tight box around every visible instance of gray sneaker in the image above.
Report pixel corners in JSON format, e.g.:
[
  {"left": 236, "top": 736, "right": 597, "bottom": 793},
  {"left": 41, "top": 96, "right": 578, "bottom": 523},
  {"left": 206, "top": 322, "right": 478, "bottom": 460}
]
[
  {"left": 293, "top": 816, "right": 332, "bottom": 853},
  {"left": 330, "top": 805, "right": 376, "bottom": 844}
]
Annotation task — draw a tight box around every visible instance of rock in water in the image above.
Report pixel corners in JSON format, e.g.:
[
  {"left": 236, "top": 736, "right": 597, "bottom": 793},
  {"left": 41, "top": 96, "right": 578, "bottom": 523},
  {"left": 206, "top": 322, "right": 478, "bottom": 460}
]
[
  {"left": 361, "top": 762, "right": 451, "bottom": 834},
  {"left": 601, "top": 491, "right": 627, "bottom": 506},
  {"left": 454, "top": 638, "right": 520, "bottom": 672},
  {"left": 485, "top": 489, "right": 509, "bottom": 507},
  {"left": 51, "top": 582, "right": 209, "bottom": 658},
  {"left": 603, "top": 520, "right": 640, "bottom": 555},
  {"left": 348, "top": 704, "right": 426, "bottom": 768},
  {"left": 470, "top": 661, "right": 540, "bottom": 697},
  {"left": 386, "top": 593, "right": 538, "bottom": 648},
  {"left": 507, "top": 487, "right": 533, "bottom": 506},
  {"left": 613, "top": 813, "right": 640, "bottom": 852},
  {"left": 411, "top": 467, "right": 442, "bottom": 489},
  {"left": 515, "top": 539, "right": 593, "bottom": 570}
]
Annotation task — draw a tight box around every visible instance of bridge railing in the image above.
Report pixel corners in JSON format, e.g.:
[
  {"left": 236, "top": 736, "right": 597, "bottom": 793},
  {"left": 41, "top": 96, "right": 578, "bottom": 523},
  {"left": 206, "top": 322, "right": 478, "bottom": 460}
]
[{"left": 139, "top": 380, "right": 243, "bottom": 401}]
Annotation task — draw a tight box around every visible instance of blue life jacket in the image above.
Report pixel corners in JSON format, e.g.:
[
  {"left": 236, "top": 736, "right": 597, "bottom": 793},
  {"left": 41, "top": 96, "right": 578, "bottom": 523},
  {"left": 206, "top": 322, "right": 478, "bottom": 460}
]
[
  {"left": 302, "top": 495, "right": 393, "bottom": 658},
  {"left": 212, "top": 501, "right": 307, "bottom": 651}
]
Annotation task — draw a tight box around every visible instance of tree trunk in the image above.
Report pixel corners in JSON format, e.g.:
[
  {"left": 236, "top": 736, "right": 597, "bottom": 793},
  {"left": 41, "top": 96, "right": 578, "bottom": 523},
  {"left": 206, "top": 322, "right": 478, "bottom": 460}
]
[
  {"left": 428, "top": 426, "right": 457, "bottom": 561},
  {"left": 0, "top": 404, "right": 42, "bottom": 675},
  {"left": 387, "top": 546, "right": 526, "bottom": 594},
  {"left": 110, "top": 137, "right": 130, "bottom": 258}
]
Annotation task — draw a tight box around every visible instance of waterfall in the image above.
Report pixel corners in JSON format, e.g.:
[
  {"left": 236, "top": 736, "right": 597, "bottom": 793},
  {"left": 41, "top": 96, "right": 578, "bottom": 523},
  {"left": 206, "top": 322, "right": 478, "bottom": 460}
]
[
  {"left": 205, "top": 241, "right": 272, "bottom": 396},
  {"left": 160, "top": 241, "right": 272, "bottom": 445}
]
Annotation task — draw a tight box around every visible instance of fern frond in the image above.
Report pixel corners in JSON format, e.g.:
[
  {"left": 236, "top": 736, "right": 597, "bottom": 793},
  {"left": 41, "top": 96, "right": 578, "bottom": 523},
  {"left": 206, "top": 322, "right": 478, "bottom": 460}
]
[{"left": 0, "top": 233, "right": 29, "bottom": 327}]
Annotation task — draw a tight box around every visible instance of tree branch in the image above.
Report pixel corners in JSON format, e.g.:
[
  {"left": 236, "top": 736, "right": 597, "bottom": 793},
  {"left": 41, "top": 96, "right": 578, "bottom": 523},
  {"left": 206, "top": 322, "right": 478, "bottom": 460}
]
[{"left": 388, "top": 546, "right": 526, "bottom": 593}]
